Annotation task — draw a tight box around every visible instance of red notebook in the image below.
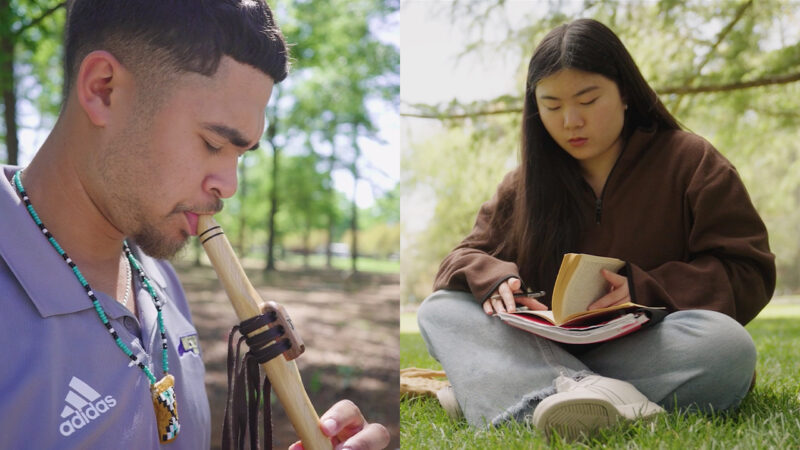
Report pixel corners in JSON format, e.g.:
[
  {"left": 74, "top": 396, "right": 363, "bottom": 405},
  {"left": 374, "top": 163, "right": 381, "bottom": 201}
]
[{"left": 497, "top": 306, "right": 666, "bottom": 345}]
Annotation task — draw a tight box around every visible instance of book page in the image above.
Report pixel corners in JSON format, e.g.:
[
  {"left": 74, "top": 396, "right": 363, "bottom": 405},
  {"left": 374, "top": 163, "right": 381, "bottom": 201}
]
[
  {"left": 497, "top": 312, "right": 650, "bottom": 345},
  {"left": 507, "top": 309, "right": 556, "bottom": 325},
  {"left": 558, "top": 303, "right": 666, "bottom": 327},
  {"left": 554, "top": 254, "right": 625, "bottom": 324}
]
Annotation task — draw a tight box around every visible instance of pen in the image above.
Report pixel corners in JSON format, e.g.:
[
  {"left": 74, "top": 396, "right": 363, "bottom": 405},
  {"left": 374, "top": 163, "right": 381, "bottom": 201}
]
[{"left": 488, "top": 290, "right": 546, "bottom": 301}]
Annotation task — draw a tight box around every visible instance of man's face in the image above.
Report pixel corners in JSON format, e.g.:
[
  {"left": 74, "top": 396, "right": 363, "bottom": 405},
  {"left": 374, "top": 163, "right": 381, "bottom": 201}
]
[{"left": 97, "top": 56, "right": 274, "bottom": 258}]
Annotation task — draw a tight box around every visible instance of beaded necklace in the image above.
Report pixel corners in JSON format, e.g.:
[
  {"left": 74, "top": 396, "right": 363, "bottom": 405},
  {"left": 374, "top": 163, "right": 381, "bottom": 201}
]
[{"left": 12, "top": 170, "right": 180, "bottom": 443}]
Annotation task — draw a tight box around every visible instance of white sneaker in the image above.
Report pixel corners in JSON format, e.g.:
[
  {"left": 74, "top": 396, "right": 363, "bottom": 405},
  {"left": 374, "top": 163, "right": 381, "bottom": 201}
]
[
  {"left": 532, "top": 375, "right": 664, "bottom": 440},
  {"left": 436, "top": 385, "right": 463, "bottom": 420}
]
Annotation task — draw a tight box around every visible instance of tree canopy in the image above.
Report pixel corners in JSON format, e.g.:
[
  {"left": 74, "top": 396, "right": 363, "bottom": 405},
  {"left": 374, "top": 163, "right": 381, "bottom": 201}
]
[
  {"left": 1, "top": 0, "right": 400, "bottom": 272},
  {"left": 402, "top": 0, "right": 800, "bottom": 303}
]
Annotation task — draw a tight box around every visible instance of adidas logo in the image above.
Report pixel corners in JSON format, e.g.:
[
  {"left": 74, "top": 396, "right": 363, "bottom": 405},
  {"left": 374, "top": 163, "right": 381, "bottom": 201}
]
[{"left": 58, "top": 376, "right": 117, "bottom": 437}]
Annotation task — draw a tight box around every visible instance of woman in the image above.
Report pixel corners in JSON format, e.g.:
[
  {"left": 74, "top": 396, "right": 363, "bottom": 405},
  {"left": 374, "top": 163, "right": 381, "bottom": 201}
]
[{"left": 417, "top": 18, "right": 775, "bottom": 439}]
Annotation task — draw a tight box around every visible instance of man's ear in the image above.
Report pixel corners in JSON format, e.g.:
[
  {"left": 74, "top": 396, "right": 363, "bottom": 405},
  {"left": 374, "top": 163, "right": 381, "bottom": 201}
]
[{"left": 75, "top": 50, "right": 132, "bottom": 127}]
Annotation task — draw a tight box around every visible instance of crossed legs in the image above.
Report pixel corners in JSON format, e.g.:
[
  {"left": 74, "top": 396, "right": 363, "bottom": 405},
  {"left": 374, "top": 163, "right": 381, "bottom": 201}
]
[{"left": 417, "top": 290, "right": 756, "bottom": 428}]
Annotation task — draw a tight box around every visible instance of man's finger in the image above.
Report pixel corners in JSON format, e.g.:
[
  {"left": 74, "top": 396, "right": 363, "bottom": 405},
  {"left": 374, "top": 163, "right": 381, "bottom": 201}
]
[
  {"left": 340, "top": 422, "right": 391, "bottom": 450},
  {"left": 482, "top": 300, "right": 494, "bottom": 315},
  {"left": 320, "top": 400, "right": 366, "bottom": 437}
]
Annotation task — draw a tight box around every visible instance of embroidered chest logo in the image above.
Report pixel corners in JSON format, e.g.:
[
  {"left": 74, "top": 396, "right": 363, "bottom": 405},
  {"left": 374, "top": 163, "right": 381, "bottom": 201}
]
[
  {"left": 58, "top": 376, "right": 117, "bottom": 437},
  {"left": 178, "top": 333, "right": 200, "bottom": 357}
]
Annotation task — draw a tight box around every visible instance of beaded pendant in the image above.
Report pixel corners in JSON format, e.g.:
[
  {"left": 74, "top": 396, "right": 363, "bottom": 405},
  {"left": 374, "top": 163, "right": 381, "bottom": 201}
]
[{"left": 151, "top": 374, "right": 180, "bottom": 443}]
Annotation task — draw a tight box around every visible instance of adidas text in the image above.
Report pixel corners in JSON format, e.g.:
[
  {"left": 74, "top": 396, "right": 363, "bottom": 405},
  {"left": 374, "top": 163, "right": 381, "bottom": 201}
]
[{"left": 58, "top": 377, "right": 117, "bottom": 437}]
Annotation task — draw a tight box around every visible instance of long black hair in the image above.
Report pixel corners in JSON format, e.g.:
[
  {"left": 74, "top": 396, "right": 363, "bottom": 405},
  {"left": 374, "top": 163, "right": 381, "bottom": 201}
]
[{"left": 497, "top": 19, "right": 682, "bottom": 299}]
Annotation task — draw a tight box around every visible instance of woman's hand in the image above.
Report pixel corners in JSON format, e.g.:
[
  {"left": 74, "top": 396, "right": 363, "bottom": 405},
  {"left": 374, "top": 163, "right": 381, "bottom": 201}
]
[
  {"left": 482, "top": 277, "right": 547, "bottom": 314},
  {"left": 588, "top": 269, "right": 631, "bottom": 310}
]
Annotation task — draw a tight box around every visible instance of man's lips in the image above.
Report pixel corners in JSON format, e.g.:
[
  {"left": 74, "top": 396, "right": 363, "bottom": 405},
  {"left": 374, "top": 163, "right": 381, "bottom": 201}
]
[{"left": 184, "top": 212, "right": 200, "bottom": 236}]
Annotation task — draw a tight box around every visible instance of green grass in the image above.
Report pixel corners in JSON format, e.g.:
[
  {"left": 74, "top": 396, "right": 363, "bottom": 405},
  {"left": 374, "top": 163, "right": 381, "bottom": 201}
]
[
  {"left": 401, "top": 303, "right": 800, "bottom": 448},
  {"left": 278, "top": 253, "right": 399, "bottom": 273}
]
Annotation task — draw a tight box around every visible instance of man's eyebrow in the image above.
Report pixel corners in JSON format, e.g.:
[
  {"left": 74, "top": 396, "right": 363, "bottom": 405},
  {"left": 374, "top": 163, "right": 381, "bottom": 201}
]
[
  {"left": 203, "top": 123, "right": 260, "bottom": 151},
  {"left": 538, "top": 85, "right": 600, "bottom": 101}
]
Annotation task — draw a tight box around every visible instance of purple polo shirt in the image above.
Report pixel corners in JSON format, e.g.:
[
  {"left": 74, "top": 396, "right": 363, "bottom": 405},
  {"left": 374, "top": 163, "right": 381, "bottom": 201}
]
[{"left": 0, "top": 166, "right": 210, "bottom": 449}]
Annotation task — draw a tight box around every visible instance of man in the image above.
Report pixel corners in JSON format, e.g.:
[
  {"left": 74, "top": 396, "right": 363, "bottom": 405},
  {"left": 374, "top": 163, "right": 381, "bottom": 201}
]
[{"left": 0, "top": 1, "right": 390, "bottom": 449}]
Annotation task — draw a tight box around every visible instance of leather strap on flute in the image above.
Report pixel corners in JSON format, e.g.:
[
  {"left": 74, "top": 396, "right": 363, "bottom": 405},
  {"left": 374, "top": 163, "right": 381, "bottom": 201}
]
[
  {"left": 223, "top": 302, "right": 303, "bottom": 450},
  {"left": 239, "top": 302, "right": 305, "bottom": 363},
  {"left": 198, "top": 215, "right": 331, "bottom": 450}
]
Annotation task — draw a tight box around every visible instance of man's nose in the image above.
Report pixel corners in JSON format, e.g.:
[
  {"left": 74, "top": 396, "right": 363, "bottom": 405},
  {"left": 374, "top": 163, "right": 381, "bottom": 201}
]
[{"left": 203, "top": 158, "right": 238, "bottom": 199}]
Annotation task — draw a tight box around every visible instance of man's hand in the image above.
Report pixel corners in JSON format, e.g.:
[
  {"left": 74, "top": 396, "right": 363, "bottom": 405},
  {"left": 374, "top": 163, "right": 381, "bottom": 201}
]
[
  {"left": 482, "top": 277, "right": 547, "bottom": 314},
  {"left": 588, "top": 269, "right": 631, "bottom": 310},
  {"left": 288, "top": 400, "right": 390, "bottom": 450}
]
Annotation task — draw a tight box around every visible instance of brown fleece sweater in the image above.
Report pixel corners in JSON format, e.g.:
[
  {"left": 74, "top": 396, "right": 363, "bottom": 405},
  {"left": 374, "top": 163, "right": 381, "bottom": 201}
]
[{"left": 433, "top": 127, "right": 775, "bottom": 325}]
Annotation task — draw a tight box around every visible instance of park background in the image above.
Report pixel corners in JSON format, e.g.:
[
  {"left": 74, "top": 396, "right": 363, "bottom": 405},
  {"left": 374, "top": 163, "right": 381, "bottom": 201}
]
[
  {"left": 0, "top": 0, "right": 400, "bottom": 448},
  {"left": 401, "top": 0, "right": 800, "bottom": 448}
]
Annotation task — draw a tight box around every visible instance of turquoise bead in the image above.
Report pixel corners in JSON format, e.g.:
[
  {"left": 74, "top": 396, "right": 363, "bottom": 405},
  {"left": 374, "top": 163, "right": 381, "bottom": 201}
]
[{"left": 12, "top": 170, "right": 171, "bottom": 386}]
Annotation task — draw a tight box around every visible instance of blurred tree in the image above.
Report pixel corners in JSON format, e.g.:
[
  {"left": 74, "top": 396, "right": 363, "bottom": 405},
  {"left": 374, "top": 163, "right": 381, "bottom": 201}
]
[
  {"left": 2, "top": 1, "right": 400, "bottom": 275},
  {"left": 403, "top": 117, "right": 520, "bottom": 302},
  {"left": 264, "top": 95, "right": 282, "bottom": 270},
  {"left": 356, "top": 184, "right": 399, "bottom": 258},
  {"left": 281, "top": 153, "right": 329, "bottom": 267},
  {"left": 361, "top": 184, "right": 399, "bottom": 227},
  {"left": 281, "top": 0, "right": 399, "bottom": 272},
  {"left": 0, "top": 0, "right": 65, "bottom": 165},
  {"left": 403, "top": 0, "right": 800, "bottom": 302}
]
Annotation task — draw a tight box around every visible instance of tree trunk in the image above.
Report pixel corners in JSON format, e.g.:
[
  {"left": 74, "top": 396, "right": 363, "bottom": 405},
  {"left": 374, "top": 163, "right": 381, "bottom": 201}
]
[
  {"left": 0, "top": 1, "right": 19, "bottom": 165},
  {"left": 325, "top": 150, "right": 336, "bottom": 268},
  {"left": 302, "top": 219, "right": 310, "bottom": 269},
  {"left": 265, "top": 123, "right": 279, "bottom": 272},
  {"left": 326, "top": 214, "right": 334, "bottom": 268},
  {"left": 349, "top": 132, "right": 361, "bottom": 274},
  {"left": 236, "top": 157, "right": 247, "bottom": 257},
  {"left": 349, "top": 164, "right": 359, "bottom": 274}
]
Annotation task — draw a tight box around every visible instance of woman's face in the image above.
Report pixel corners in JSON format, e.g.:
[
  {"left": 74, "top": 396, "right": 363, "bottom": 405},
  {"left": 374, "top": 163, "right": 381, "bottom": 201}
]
[{"left": 535, "top": 68, "right": 626, "bottom": 177}]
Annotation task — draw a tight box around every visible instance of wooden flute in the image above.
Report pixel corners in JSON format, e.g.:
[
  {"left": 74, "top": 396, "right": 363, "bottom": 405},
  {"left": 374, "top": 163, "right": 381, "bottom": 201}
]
[{"left": 197, "top": 215, "right": 331, "bottom": 450}]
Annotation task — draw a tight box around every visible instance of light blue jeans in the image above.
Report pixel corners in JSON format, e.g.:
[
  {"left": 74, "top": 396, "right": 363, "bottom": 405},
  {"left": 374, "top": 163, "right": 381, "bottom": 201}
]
[{"left": 417, "top": 290, "right": 757, "bottom": 427}]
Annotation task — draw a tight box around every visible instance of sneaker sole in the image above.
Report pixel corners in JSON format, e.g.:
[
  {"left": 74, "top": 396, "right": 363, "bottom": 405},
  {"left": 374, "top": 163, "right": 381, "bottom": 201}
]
[
  {"left": 533, "top": 395, "right": 663, "bottom": 440},
  {"left": 436, "top": 386, "right": 463, "bottom": 420}
]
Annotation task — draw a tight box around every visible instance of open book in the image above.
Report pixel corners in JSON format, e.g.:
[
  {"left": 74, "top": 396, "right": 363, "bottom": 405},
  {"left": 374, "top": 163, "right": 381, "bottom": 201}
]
[{"left": 497, "top": 253, "right": 665, "bottom": 344}]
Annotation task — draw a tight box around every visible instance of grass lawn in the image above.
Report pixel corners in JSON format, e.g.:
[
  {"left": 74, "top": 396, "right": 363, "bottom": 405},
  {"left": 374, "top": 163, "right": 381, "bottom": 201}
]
[
  {"left": 400, "top": 303, "right": 800, "bottom": 448},
  {"left": 275, "top": 253, "right": 400, "bottom": 274}
]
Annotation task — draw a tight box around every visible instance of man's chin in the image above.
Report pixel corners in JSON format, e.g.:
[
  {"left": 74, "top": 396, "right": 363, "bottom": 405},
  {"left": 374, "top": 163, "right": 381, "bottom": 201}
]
[{"left": 132, "top": 231, "right": 190, "bottom": 260}]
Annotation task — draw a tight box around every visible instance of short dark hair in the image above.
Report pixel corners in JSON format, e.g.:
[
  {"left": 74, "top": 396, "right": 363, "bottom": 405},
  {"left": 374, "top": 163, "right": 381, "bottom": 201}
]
[{"left": 63, "top": 0, "right": 289, "bottom": 98}]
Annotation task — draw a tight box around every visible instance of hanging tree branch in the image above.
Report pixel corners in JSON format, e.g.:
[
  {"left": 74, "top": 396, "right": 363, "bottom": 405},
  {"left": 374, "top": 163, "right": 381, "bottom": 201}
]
[
  {"left": 401, "top": 107, "right": 520, "bottom": 119},
  {"left": 669, "top": 0, "right": 753, "bottom": 115},
  {"left": 658, "top": 72, "right": 800, "bottom": 95},
  {"left": 13, "top": 1, "right": 66, "bottom": 37},
  {"left": 681, "top": 0, "right": 753, "bottom": 92},
  {"left": 404, "top": 0, "right": 776, "bottom": 121},
  {"left": 403, "top": 71, "right": 800, "bottom": 119}
]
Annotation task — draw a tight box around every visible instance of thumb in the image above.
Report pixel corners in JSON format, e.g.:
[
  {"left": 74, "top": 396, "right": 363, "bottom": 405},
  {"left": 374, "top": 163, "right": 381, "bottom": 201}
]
[{"left": 507, "top": 277, "right": 522, "bottom": 292}]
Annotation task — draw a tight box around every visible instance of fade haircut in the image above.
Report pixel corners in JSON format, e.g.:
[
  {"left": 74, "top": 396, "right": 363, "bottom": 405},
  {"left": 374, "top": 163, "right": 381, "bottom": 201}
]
[{"left": 63, "top": 0, "right": 289, "bottom": 100}]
